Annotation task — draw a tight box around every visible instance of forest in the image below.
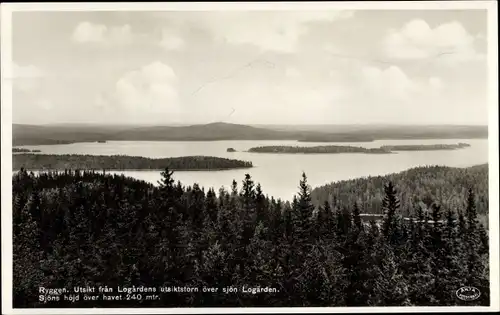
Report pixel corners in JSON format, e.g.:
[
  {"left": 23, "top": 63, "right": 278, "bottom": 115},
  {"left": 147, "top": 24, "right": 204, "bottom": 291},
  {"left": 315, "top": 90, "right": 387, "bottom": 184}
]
[
  {"left": 13, "top": 148, "right": 41, "bottom": 153},
  {"left": 248, "top": 143, "right": 472, "bottom": 154},
  {"left": 380, "top": 143, "right": 470, "bottom": 151},
  {"left": 13, "top": 167, "right": 489, "bottom": 307},
  {"left": 247, "top": 145, "right": 391, "bottom": 154},
  {"left": 311, "top": 164, "right": 489, "bottom": 224},
  {"left": 12, "top": 154, "right": 253, "bottom": 171}
]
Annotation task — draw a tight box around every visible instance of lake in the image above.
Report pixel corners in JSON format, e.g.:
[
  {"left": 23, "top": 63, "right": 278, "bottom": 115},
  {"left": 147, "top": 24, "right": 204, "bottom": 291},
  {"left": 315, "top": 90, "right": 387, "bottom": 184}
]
[{"left": 17, "top": 139, "right": 488, "bottom": 201}]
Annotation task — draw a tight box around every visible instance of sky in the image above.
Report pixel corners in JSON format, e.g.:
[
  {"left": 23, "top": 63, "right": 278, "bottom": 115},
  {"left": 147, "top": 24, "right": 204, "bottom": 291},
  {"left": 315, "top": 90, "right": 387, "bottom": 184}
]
[{"left": 10, "top": 9, "right": 490, "bottom": 125}]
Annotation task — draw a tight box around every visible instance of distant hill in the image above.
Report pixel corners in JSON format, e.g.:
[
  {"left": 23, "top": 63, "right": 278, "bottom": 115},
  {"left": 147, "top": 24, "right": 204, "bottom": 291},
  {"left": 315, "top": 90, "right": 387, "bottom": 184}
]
[
  {"left": 112, "top": 122, "right": 295, "bottom": 141},
  {"left": 12, "top": 122, "right": 293, "bottom": 145},
  {"left": 12, "top": 122, "right": 489, "bottom": 146},
  {"left": 12, "top": 124, "right": 112, "bottom": 146}
]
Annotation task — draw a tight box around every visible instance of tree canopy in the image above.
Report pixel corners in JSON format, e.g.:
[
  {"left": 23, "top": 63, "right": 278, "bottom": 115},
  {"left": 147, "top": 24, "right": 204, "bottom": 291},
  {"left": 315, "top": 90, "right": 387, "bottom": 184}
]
[{"left": 13, "top": 166, "right": 489, "bottom": 307}]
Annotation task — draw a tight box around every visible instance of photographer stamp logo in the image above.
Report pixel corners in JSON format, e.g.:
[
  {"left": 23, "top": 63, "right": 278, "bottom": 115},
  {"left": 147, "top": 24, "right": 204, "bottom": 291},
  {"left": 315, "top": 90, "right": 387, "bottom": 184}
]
[{"left": 456, "top": 286, "right": 481, "bottom": 301}]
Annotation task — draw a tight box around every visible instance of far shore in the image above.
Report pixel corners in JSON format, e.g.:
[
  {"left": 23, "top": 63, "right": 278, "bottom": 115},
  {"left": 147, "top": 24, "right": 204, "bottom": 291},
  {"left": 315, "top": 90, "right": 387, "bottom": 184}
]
[
  {"left": 12, "top": 167, "right": 253, "bottom": 172},
  {"left": 244, "top": 150, "right": 394, "bottom": 155}
]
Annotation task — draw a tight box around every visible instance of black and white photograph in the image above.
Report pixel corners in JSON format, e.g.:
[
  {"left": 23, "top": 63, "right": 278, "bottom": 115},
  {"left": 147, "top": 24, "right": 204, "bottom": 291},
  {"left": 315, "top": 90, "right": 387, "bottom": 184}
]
[{"left": 1, "top": 1, "right": 499, "bottom": 313}]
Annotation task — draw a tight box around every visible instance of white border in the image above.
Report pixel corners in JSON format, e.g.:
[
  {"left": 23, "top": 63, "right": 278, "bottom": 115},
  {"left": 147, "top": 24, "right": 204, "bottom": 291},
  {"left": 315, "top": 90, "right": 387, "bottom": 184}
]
[{"left": 1, "top": 1, "right": 498, "bottom": 314}]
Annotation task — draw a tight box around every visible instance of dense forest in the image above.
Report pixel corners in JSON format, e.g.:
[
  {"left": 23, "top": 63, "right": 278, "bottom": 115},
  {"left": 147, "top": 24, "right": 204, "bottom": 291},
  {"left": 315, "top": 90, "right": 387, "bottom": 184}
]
[
  {"left": 248, "top": 145, "right": 391, "bottom": 154},
  {"left": 311, "top": 164, "right": 488, "bottom": 225},
  {"left": 13, "top": 148, "right": 41, "bottom": 153},
  {"left": 380, "top": 143, "right": 470, "bottom": 151},
  {"left": 13, "top": 167, "right": 489, "bottom": 307},
  {"left": 12, "top": 154, "right": 253, "bottom": 171}
]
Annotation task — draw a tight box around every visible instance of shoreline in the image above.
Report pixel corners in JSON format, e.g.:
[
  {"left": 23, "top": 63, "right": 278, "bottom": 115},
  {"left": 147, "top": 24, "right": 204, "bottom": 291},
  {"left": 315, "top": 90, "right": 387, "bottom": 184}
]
[
  {"left": 12, "top": 154, "right": 254, "bottom": 172},
  {"left": 12, "top": 137, "right": 487, "bottom": 148},
  {"left": 12, "top": 166, "right": 254, "bottom": 172},
  {"left": 245, "top": 151, "right": 394, "bottom": 155}
]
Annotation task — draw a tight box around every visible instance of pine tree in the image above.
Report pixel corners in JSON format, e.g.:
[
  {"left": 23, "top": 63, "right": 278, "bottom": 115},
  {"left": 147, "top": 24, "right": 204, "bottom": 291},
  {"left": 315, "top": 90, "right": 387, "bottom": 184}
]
[
  {"left": 336, "top": 207, "right": 352, "bottom": 241},
  {"left": 204, "top": 188, "right": 218, "bottom": 229},
  {"left": 316, "top": 200, "right": 329, "bottom": 240},
  {"left": 458, "top": 209, "right": 467, "bottom": 237},
  {"left": 436, "top": 208, "right": 464, "bottom": 304},
  {"left": 352, "top": 202, "right": 363, "bottom": 233},
  {"left": 255, "top": 183, "right": 267, "bottom": 223},
  {"left": 186, "top": 183, "right": 206, "bottom": 280},
  {"left": 292, "top": 173, "right": 315, "bottom": 246},
  {"left": 13, "top": 196, "right": 44, "bottom": 307},
  {"left": 231, "top": 179, "right": 238, "bottom": 196},
  {"left": 233, "top": 174, "right": 257, "bottom": 279},
  {"left": 344, "top": 203, "right": 370, "bottom": 306},
  {"left": 157, "top": 168, "right": 185, "bottom": 285},
  {"left": 381, "top": 182, "right": 401, "bottom": 246},
  {"left": 158, "top": 168, "right": 175, "bottom": 192},
  {"left": 464, "top": 188, "right": 484, "bottom": 287},
  {"left": 478, "top": 223, "right": 489, "bottom": 256},
  {"left": 372, "top": 244, "right": 411, "bottom": 306},
  {"left": 429, "top": 203, "right": 446, "bottom": 303}
]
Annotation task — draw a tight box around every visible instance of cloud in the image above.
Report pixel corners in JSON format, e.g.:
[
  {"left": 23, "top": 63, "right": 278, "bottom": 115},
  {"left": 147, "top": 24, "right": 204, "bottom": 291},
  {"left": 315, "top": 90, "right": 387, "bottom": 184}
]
[
  {"left": 383, "top": 19, "right": 484, "bottom": 62},
  {"left": 72, "top": 22, "right": 184, "bottom": 51},
  {"left": 12, "top": 63, "right": 44, "bottom": 78},
  {"left": 72, "top": 22, "right": 133, "bottom": 44},
  {"left": 36, "top": 99, "right": 54, "bottom": 110},
  {"left": 329, "top": 64, "right": 481, "bottom": 125},
  {"left": 187, "top": 66, "right": 345, "bottom": 124},
  {"left": 359, "top": 66, "right": 446, "bottom": 100},
  {"left": 429, "top": 76, "right": 444, "bottom": 90},
  {"left": 196, "top": 10, "right": 354, "bottom": 53},
  {"left": 104, "top": 61, "right": 181, "bottom": 123},
  {"left": 361, "top": 65, "right": 418, "bottom": 100},
  {"left": 159, "top": 29, "right": 185, "bottom": 51},
  {"left": 12, "top": 63, "right": 44, "bottom": 91},
  {"left": 285, "top": 67, "right": 301, "bottom": 78}
]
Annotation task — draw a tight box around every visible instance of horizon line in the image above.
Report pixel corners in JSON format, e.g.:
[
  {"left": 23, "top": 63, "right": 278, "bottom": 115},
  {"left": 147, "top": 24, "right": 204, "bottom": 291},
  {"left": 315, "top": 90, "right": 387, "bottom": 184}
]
[{"left": 11, "top": 122, "right": 490, "bottom": 127}]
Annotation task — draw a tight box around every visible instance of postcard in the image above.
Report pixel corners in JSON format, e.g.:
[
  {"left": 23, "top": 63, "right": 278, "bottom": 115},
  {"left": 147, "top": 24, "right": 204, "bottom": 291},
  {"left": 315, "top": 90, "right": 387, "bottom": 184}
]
[{"left": 1, "top": 1, "right": 498, "bottom": 314}]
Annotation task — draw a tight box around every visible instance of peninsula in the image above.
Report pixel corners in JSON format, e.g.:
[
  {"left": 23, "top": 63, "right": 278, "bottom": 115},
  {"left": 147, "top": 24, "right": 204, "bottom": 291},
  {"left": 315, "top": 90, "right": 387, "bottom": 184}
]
[
  {"left": 380, "top": 143, "right": 471, "bottom": 151},
  {"left": 247, "top": 145, "right": 391, "bottom": 154},
  {"left": 13, "top": 148, "right": 41, "bottom": 153},
  {"left": 12, "top": 154, "right": 253, "bottom": 171}
]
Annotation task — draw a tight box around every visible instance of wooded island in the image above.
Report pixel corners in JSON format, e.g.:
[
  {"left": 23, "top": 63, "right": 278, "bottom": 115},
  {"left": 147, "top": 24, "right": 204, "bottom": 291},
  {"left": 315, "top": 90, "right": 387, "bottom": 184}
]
[
  {"left": 248, "top": 143, "right": 471, "bottom": 154},
  {"left": 12, "top": 154, "right": 253, "bottom": 171}
]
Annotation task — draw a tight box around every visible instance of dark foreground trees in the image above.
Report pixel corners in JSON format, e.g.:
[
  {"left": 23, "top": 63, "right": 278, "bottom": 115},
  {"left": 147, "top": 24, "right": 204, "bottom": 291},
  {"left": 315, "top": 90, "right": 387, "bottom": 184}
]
[{"left": 12, "top": 168, "right": 489, "bottom": 307}]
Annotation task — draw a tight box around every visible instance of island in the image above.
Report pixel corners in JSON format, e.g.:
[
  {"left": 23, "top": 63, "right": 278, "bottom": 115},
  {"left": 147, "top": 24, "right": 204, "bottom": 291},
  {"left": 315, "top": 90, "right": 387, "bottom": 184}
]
[
  {"left": 227, "top": 148, "right": 237, "bottom": 152},
  {"left": 247, "top": 143, "right": 472, "bottom": 154},
  {"left": 247, "top": 145, "right": 392, "bottom": 154},
  {"left": 97, "top": 140, "right": 107, "bottom": 143},
  {"left": 12, "top": 154, "right": 253, "bottom": 171},
  {"left": 380, "top": 143, "right": 471, "bottom": 151},
  {"left": 13, "top": 148, "right": 41, "bottom": 153}
]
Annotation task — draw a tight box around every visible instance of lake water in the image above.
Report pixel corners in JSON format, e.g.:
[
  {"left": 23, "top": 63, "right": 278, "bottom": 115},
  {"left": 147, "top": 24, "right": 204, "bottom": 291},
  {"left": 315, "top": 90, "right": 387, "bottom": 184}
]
[{"left": 18, "top": 139, "right": 488, "bottom": 201}]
